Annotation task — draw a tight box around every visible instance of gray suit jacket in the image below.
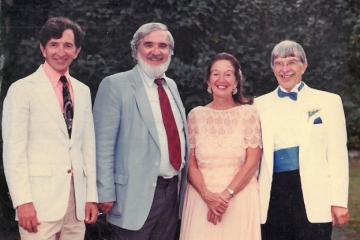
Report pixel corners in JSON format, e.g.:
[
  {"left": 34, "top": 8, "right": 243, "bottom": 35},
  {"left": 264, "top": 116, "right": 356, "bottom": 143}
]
[{"left": 93, "top": 66, "right": 189, "bottom": 230}]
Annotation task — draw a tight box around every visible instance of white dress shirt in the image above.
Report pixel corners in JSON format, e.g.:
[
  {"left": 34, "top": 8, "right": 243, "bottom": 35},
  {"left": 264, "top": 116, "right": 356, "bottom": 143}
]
[
  {"left": 137, "top": 65, "right": 185, "bottom": 178},
  {"left": 274, "top": 82, "right": 305, "bottom": 150}
]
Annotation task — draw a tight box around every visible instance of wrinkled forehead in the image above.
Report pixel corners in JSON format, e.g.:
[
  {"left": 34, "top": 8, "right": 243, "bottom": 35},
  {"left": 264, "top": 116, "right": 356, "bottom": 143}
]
[{"left": 140, "top": 30, "right": 171, "bottom": 46}]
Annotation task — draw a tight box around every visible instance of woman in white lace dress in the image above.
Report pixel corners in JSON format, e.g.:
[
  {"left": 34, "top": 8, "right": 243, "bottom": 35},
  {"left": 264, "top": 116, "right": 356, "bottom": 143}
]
[{"left": 180, "top": 53, "right": 262, "bottom": 240}]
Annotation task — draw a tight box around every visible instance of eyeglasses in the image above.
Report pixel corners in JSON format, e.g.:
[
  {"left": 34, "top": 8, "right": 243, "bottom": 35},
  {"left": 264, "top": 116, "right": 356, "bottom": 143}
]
[{"left": 273, "top": 59, "right": 301, "bottom": 68}]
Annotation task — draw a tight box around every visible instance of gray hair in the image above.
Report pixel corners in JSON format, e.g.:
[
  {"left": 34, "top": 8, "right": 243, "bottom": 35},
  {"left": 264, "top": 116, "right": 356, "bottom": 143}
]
[
  {"left": 130, "top": 22, "right": 174, "bottom": 61},
  {"left": 270, "top": 40, "right": 307, "bottom": 68}
]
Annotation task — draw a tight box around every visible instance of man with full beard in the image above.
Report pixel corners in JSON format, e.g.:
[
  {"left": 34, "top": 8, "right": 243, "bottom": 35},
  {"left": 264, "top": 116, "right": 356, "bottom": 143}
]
[{"left": 93, "top": 22, "right": 189, "bottom": 240}]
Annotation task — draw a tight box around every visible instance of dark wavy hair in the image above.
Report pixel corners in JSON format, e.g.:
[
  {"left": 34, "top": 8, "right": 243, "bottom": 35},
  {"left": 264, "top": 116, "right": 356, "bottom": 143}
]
[
  {"left": 39, "top": 17, "right": 85, "bottom": 49},
  {"left": 205, "top": 52, "right": 253, "bottom": 104}
]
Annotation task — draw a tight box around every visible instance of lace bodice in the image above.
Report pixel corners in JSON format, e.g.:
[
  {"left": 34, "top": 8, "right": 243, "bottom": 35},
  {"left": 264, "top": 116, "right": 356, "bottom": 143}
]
[{"left": 187, "top": 105, "right": 262, "bottom": 191}]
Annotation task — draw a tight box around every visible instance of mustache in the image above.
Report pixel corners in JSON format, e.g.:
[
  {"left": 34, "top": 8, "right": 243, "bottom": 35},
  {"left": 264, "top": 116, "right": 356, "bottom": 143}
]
[{"left": 137, "top": 55, "right": 171, "bottom": 78}]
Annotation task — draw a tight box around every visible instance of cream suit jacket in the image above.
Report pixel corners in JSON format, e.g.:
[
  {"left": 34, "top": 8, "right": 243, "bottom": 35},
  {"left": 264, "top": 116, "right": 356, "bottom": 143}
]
[
  {"left": 2, "top": 66, "right": 97, "bottom": 222},
  {"left": 255, "top": 84, "right": 349, "bottom": 223}
]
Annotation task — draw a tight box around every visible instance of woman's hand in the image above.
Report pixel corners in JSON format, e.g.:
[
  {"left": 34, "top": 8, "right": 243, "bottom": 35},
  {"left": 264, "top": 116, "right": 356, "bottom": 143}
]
[
  {"left": 207, "top": 209, "right": 222, "bottom": 225},
  {"left": 220, "top": 189, "right": 233, "bottom": 202},
  {"left": 202, "top": 190, "right": 229, "bottom": 216}
]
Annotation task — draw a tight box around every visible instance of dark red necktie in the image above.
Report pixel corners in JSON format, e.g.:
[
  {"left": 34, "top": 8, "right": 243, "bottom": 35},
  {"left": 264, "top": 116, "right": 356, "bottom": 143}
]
[
  {"left": 60, "top": 76, "right": 73, "bottom": 138},
  {"left": 154, "top": 78, "right": 181, "bottom": 171}
]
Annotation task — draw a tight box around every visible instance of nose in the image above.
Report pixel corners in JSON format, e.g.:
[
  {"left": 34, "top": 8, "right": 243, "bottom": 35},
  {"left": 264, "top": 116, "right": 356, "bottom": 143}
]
[
  {"left": 215, "top": 75, "right": 226, "bottom": 83},
  {"left": 56, "top": 45, "right": 66, "bottom": 56},
  {"left": 280, "top": 64, "right": 291, "bottom": 73},
  {"left": 152, "top": 46, "right": 161, "bottom": 55}
]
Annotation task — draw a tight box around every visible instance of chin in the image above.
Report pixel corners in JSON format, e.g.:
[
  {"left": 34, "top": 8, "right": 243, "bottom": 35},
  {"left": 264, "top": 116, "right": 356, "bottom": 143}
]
[
  {"left": 213, "top": 92, "right": 233, "bottom": 98},
  {"left": 137, "top": 55, "right": 171, "bottom": 78}
]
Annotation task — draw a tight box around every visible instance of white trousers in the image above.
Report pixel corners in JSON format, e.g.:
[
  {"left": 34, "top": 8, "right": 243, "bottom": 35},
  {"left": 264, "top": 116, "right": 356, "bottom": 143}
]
[{"left": 19, "top": 178, "right": 85, "bottom": 240}]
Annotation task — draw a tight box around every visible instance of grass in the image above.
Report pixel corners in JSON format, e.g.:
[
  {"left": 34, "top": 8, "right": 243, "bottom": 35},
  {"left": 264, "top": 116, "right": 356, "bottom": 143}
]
[
  {"left": 333, "top": 155, "right": 360, "bottom": 239},
  {"left": 349, "top": 158, "right": 360, "bottom": 223}
]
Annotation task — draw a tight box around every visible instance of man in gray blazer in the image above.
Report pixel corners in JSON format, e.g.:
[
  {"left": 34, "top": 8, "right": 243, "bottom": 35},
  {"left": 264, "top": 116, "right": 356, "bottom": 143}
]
[{"left": 93, "top": 22, "right": 189, "bottom": 240}]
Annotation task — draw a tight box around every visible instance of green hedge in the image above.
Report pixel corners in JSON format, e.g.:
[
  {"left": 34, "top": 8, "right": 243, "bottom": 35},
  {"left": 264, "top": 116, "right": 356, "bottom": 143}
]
[{"left": 1, "top": 0, "right": 360, "bottom": 237}]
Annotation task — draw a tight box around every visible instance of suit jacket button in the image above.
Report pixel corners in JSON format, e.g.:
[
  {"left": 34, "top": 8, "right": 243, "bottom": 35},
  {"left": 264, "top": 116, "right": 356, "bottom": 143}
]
[{"left": 67, "top": 169, "right": 72, "bottom": 174}]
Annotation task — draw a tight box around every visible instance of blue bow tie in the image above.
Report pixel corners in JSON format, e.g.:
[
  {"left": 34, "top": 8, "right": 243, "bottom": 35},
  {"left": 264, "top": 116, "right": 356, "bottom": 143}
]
[
  {"left": 278, "top": 89, "right": 298, "bottom": 101},
  {"left": 277, "top": 82, "right": 304, "bottom": 101}
]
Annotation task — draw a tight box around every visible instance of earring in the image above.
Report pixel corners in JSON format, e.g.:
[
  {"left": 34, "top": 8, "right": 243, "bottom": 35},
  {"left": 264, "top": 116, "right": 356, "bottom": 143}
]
[
  {"left": 232, "top": 87, "right": 238, "bottom": 95},
  {"left": 207, "top": 86, "right": 212, "bottom": 94}
]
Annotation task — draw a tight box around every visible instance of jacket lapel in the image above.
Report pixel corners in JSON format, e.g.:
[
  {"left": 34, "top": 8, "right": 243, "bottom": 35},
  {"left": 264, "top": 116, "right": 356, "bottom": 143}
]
[
  {"left": 34, "top": 66, "right": 69, "bottom": 138},
  {"left": 69, "top": 79, "right": 82, "bottom": 142},
  {"left": 298, "top": 85, "right": 316, "bottom": 164},
  {"left": 166, "top": 79, "right": 186, "bottom": 125},
  {"left": 130, "top": 68, "right": 160, "bottom": 148},
  {"left": 260, "top": 91, "right": 278, "bottom": 174}
]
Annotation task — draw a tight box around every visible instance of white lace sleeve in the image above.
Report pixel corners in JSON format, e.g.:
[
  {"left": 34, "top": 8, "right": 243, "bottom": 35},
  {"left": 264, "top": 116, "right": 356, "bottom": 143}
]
[
  {"left": 187, "top": 109, "right": 197, "bottom": 149},
  {"left": 243, "top": 106, "right": 262, "bottom": 148}
]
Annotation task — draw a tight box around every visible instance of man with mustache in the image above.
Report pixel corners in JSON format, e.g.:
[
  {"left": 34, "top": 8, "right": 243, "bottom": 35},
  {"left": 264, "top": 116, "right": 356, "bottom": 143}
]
[
  {"left": 93, "top": 22, "right": 189, "bottom": 240},
  {"left": 256, "top": 40, "right": 350, "bottom": 240}
]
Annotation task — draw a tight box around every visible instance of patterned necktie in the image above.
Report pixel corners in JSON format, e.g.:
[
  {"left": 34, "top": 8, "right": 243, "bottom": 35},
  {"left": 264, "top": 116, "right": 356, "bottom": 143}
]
[
  {"left": 154, "top": 78, "right": 181, "bottom": 171},
  {"left": 60, "top": 76, "right": 73, "bottom": 138}
]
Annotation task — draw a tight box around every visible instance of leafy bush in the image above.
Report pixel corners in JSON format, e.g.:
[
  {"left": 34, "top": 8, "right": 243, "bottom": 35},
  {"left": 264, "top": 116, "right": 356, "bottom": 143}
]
[{"left": 1, "top": 0, "right": 359, "bottom": 238}]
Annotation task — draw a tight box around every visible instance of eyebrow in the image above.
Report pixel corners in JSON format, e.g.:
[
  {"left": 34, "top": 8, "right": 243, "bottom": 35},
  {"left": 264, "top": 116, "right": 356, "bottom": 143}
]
[
  {"left": 274, "top": 57, "right": 298, "bottom": 61},
  {"left": 142, "top": 41, "right": 168, "bottom": 44}
]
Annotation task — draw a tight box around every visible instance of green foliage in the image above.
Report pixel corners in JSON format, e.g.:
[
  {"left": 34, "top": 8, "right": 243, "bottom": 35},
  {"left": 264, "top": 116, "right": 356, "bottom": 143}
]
[
  {"left": 1, "top": 0, "right": 360, "bottom": 238},
  {"left": 346, "top": 6, "right": 360, "bottom": 149}
]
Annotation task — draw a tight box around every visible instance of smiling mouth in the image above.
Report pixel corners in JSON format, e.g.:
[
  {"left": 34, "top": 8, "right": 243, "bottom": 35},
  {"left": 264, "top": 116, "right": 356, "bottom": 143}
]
[
  {"left": 280, "top": 73, "right": 294, "bottom": 79},
  {"left": 148, "top": 56, "right": 163, "bottom": 61},
  {"left": 216, "top": 85, "right": 229, "bottom": 89},
  {"left": 55, "top": 58, "right": 69, "bottom": 64}
]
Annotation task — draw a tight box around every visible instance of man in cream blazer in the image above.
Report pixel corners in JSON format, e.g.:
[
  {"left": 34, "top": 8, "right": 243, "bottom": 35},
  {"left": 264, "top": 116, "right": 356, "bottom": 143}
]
[
  {"left": 2, "top": 17, "right": 97, "bottom": 240},
  {"left": 255, "top": 40, "right": 349, "bottom": 240}
]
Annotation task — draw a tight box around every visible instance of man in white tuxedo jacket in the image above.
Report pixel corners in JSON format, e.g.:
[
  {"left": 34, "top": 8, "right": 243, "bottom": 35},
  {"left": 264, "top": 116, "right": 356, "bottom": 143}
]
[
  {"left": 255, "top": 40, "right": 350, "bottom": 240},
  {"left": 2, "top": 17, "right": 98, "bottom": 240},
  {"left": 93, "top": 22, "right": 189, "bottom": 240}
]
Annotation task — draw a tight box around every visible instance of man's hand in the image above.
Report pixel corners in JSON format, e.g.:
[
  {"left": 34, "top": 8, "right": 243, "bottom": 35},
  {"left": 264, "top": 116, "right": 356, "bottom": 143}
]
[
  {"left": 85, "top": 202, "right": 99, "bottom": 224},
  {"left": 17, "top": 202, "right": 40, "bottom": 233},
  {"left": 98, "top": 202, "right": 114, "bottom": 214},
  {"left": 332, "top": 206, "right": 350, "bottom": 227}
]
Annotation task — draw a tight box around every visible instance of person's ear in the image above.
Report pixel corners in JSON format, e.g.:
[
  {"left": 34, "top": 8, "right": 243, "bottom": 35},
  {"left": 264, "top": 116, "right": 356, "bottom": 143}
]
[
  {"left": 73, "top": 47, "right": 81, "bottom": 59},
  {"left": 40, "top": 44, "right": 46, "bottom": 58}
]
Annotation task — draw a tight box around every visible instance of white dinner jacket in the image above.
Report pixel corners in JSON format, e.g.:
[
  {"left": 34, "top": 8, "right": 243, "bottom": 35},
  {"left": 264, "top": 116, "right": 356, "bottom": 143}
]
[
  {"left": 255, "top": 83, "right": 349, "bottom": 223},
  {"left": 2, "top": 66, "right": 97, "bottom": 221}
]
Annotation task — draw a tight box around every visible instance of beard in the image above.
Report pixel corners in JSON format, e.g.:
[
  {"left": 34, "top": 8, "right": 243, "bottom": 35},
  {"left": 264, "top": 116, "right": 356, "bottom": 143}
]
[{"left": 137, "top": 54, "right": 171, "bottom": 79}]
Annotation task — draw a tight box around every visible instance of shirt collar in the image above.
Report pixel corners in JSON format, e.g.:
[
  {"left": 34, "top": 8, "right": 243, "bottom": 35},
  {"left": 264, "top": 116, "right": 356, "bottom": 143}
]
[
  {"left": 136, "top": 64, "right": 167, "bottom": 88},
  {"left": 42, "top": 61, "right": 71, "bottom": 84},
  {"left": 279, "top": 81, "right": 304, "bottom": 93}
]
